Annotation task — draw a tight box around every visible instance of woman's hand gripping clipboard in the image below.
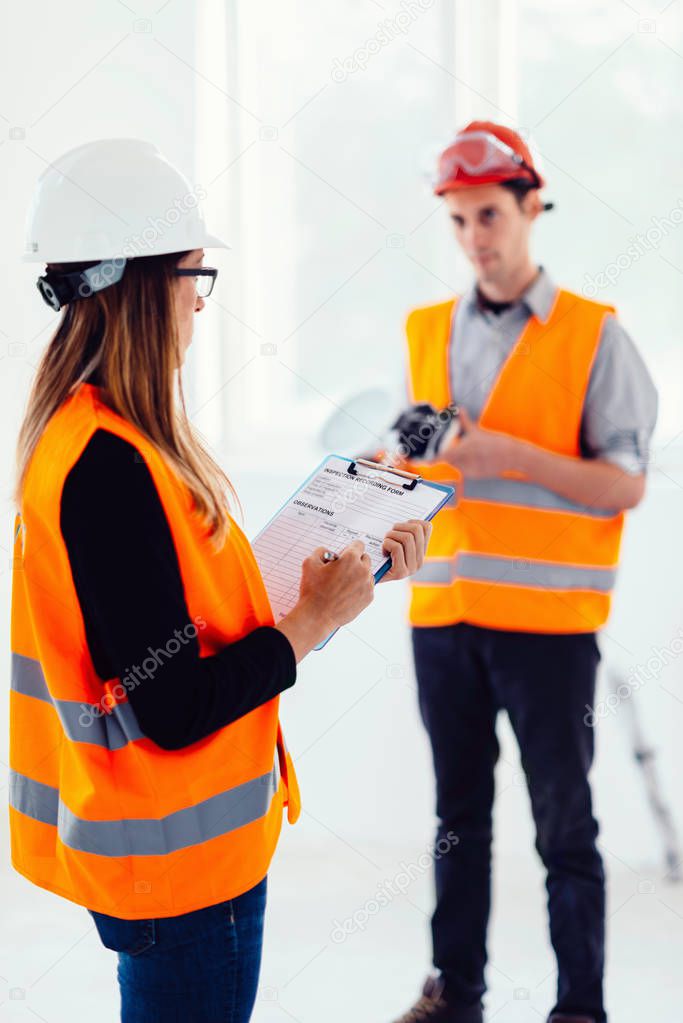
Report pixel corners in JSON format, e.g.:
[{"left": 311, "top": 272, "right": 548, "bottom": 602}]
[{"left": 251, "top": 455, "right": 454, "bottom": 649}]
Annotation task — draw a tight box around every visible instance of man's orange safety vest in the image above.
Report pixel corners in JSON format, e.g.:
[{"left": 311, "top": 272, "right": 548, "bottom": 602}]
[
  {"left": 10, "top": 382, "right": 300, "bottom": 920},
  {"left": 405, "top": 288, "right": 625, "bottom": 633}
]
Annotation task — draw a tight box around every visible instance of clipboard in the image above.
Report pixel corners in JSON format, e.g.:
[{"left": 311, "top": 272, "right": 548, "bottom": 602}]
[{"left": 251, "top": 454, "right": 454, "bottom": 650}]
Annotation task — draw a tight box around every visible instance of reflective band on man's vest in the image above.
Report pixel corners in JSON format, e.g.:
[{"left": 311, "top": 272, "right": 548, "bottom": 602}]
[
  {"left": 10, "top": 382, "right": 301, "bottom": 920},
  {"left": 461, "top": 478, "right": 619, "bottom": 518},
  {"left": 404, "top": 290, "right": 625, "bottom": 633},
  {"left": 440, "top": 478, "right": 620, "bottom": 516},
  {"left": 412, "top": 553, "right": 617, "bottom": 591}
]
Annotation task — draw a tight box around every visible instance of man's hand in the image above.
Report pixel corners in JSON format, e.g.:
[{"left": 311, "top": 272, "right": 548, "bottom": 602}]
[
  {"left": 380, "top": 519, "right": 432, "bottom": 582},
  {"left": 441, "top": 409, "right": 645, "bottom": 510},
  {"left": 441, "top": 408, "right": 520, "bottom": 478}
]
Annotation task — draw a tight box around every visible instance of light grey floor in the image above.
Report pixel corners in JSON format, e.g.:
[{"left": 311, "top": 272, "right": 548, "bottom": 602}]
[
  {"left": 263, "top": 828, "right": 683, "bottom": 1023},
  {"left": 1, "top": 823, "right": 681, "bottom": 1022}
]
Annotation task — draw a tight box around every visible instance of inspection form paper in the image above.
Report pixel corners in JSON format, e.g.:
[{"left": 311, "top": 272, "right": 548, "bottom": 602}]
[{"left": 251, "top": 455, "right": 454, "bottom": 639}]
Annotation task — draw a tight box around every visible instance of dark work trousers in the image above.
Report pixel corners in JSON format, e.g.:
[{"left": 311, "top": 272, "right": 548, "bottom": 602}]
[{"left": 412, "top": 622, "right": 605, "bottom": 1023}]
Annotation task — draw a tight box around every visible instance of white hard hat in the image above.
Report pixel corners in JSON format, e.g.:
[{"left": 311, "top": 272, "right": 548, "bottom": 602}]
[{"left": 23, "top": 138, "right": 229, "bottom": 263}]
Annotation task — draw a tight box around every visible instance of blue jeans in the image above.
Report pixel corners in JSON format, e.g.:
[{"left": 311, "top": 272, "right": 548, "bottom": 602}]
[
  {"left": 89, "top": 876, "right": 267, "bottom": 1023},
  {"left": 412, "top": 623, "right": 605, "bottom": 1023}
]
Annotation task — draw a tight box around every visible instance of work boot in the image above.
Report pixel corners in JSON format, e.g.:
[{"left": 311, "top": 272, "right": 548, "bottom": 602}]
[
  {"left": 548, "top": 1015, "right": 596, "bottom": 1023},
  {"left": 390, "top": 976, "right": 483, "bottom": 1023}
]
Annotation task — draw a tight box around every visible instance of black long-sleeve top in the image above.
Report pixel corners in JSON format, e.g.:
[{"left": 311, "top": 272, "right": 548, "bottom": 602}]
[{"left": 59, "top": 428, "right": 296, "bottom": 751}]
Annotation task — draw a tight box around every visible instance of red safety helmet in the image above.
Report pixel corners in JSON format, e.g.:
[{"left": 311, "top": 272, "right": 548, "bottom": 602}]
[{"left": 434, "top": 121, "right": 547, "bottom": 195}]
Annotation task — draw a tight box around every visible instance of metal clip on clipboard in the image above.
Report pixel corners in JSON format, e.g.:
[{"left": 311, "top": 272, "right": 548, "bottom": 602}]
[{"left": 346, "top": 458, "right": 423, "bottom": 492}]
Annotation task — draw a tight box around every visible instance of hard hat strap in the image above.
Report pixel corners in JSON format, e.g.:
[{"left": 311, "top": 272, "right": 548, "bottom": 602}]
[{"left": 36, "top": 259, "right": 127, "bottom": 311}]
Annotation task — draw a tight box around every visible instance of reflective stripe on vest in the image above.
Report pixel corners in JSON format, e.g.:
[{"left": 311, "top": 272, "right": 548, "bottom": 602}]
[
  {"left": 413, "top": 553, "right": 617, "bottom": 591},
  {"left": 440, "top": 477, "right": 620, "bottom": 517},
  {"left": 404, "top": 290, "right": 624, "bottom": 632},
  {"left": 9, "top": 758, "right": 280, "bottom": 858},
  {"left": 12, "top": 652, "right": 145, "bottom": 749}
]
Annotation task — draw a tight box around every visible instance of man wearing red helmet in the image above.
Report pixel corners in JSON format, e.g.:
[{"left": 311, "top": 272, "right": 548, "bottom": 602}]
[{"left": 390, "top": 123, "right": 657, "bottom": 1023}]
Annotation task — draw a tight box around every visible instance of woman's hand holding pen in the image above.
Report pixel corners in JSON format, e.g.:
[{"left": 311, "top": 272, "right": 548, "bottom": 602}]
[
  {"left": 274, "top": 522, "right": 431, "bottom": 660},
  {"left": 275, "top": 540, "right": 374, "bottom": 661}
]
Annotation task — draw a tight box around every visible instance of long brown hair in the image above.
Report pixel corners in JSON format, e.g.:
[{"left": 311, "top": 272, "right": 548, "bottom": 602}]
[{"left": 15, "top": 251, "right": 239, "bottom": 548}]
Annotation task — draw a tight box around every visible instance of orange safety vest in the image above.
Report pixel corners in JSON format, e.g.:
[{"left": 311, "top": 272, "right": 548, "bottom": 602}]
[
  {"left": 10, "top": 382, "right": 300, "bottom": 920},
  {"left": 405, "top": 289, "right": 625, "bottom": 633}
]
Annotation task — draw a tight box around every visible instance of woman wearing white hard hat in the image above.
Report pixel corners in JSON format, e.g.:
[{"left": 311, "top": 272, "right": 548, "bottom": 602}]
[{"left": 10, "top": 138, "right": 431, "bottom": 1023}]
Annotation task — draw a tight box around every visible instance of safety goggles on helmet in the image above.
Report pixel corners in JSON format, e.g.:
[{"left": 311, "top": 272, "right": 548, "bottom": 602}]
[{"left": 434, "top": 130, "right": 542, "bottom": 193}]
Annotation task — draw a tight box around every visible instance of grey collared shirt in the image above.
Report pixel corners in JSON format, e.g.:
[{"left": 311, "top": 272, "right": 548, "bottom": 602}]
[{"left": 448, "top": 267, "right": 658, "bottom": 475}]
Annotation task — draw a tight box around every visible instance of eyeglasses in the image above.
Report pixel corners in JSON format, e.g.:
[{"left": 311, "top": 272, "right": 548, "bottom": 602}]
[{"left": 173, "top": 267, "right": 218, "bottom": 298}]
